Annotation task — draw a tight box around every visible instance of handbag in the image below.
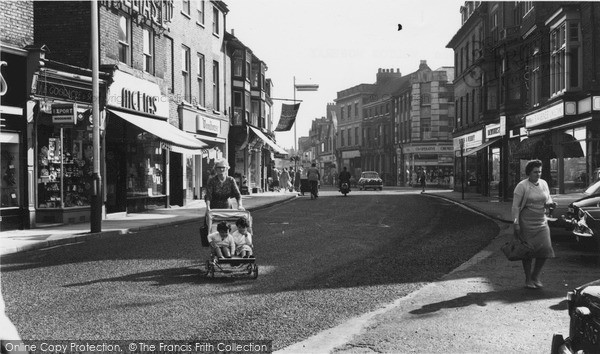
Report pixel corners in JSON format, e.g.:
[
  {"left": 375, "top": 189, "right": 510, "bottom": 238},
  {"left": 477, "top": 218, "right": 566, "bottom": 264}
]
[{"left": 501, "top": 237, "right": 534, "bottom": 261}]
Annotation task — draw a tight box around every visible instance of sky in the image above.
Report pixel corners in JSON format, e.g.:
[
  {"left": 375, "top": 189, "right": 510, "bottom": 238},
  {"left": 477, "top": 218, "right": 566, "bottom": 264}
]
[{"left": 225, "top": 0, "right": 465, "bottom": 150}]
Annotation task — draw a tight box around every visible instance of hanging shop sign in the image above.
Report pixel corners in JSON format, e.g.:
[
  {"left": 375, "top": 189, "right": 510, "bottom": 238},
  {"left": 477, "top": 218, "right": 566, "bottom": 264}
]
[
  {"left": 485, "top": 116, "right": 506, "bottom": 139},
  {"left": 51, "top": 103, "right": 76, "bottom": 124},
  {"left": 107, "top": 70, "right": 168, "bottom": 118}
]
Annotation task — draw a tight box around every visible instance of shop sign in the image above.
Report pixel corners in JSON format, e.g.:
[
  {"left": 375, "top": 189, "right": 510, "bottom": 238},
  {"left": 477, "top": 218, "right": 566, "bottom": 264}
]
[
  {"left": 485, "top": 116, "right": 506, "bottom": 139},
  {"left": 197, "top": 115, "right": 221, "bottom": 135},
  {"left": 341, "top": 150, "right": 360, "bottom": 159},
  {"left": 525, "top": 101, "right": 564, "bottom": 128},
  {"left": 403, "top": 145, "right": 453, "bottom": 154},
  {"left": 100, "top": 0, "right": 174, "bottom": 28},
  {"left": 107, "top": 70, "right": 168, "bottom": 118},
  {"left": 453, "top": 130, "right": 482, "bottom": 151},
  {"left": 52, "top": 103, "right": 76, "bottom": 124}
]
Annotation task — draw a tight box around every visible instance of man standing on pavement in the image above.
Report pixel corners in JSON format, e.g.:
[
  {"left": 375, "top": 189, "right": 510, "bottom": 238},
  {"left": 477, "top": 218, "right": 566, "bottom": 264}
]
[
  {"left": 338, "top": 166, "right": 351, "bottom": 191},
  {"left": 306, "top": 163, "right": 320, "bottom": 199}
]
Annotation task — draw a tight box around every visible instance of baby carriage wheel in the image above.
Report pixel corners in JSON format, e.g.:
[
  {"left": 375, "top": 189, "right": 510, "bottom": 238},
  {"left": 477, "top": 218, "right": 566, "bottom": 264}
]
[
  {"left": 205, "top": 260, "right": 215, "bottom": 278},
  {"left": 251, "top": 264, "right": 258, "bottom": 279}
]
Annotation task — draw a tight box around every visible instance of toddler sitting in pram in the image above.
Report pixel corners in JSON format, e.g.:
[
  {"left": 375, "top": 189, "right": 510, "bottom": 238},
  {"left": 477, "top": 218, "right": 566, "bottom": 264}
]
[
  {"left": 208, "top": 221, "right": 235, "bottom": 259},
  {"left": 231, "top": 217, "right": 253, "bottom": 258}
]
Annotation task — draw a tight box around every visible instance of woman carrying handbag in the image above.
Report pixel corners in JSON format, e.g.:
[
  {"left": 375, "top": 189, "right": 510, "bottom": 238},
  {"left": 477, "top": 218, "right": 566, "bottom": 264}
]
[{"left": 510, "top": 159, "right": 557, "bottom": 289}]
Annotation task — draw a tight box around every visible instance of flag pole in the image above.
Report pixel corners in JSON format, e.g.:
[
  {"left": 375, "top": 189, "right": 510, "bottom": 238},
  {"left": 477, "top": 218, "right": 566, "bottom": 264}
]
[{"left": 293, "top": 76, "right": 296, "bottom": 152}]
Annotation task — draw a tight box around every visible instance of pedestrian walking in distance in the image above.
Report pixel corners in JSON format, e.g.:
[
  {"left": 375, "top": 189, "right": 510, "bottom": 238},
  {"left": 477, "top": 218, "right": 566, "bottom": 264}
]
[
  {"left": 511, "top": 159, "right": 556, "bottom": 289},
  {"left": 306, "top": 163, "right": 320, "bottom": 200},
  {"left": 419, "top": 169, "right": 427, "bottom": 193}
]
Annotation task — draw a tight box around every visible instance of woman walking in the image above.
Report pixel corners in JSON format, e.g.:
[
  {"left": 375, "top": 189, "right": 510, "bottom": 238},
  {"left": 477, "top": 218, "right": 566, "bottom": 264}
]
[
  {"left": 279, "top": 167, "right": 291, "bottom": 193},
  {"left": 511, "top": 159, "right": 556, "bottom": 289},
  {"left": 205, "top": 159, "right": 244, "bottom": 211}
]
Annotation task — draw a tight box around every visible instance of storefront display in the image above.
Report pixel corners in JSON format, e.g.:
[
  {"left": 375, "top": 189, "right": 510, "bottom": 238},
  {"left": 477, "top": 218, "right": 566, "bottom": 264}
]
[
  {"left": 36, "top": 115, "right": 93, "bottom": 210},
  {"left": 1, "top": 138, "right": 20, "bottom": 208}
]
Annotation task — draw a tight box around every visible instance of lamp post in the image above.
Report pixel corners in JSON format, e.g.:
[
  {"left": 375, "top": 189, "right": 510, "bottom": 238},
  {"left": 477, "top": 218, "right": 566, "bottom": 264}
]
[
  {"left": 293, "top": 77, "right": 319, "bottom": 151},
  {"left": 460, "top": 139, "right": 465, "bottom": 200},
  {"left": 91, "top": 0, "right": 102, "bottom": 232}
]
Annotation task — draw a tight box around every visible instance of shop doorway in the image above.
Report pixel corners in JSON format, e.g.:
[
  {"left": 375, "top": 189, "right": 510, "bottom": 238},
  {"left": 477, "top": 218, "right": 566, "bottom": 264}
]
[{"left": 490, "top": 147, "right": 501, "bottom": 199}]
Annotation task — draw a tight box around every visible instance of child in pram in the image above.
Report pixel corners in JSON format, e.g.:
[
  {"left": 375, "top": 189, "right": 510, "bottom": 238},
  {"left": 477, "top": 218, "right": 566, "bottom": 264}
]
[
  {"left": 231, "top": 217, "right": 253, "bottom": 258},
  {"left": 208, "top": 221, "right": 235, "bottom": 258}
]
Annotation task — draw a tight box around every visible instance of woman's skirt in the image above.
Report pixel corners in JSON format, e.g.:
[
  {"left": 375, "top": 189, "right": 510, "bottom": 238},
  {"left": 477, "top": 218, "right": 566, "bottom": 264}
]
[{"left": 519, "top": 208, "right": 555, "bottom": 258}]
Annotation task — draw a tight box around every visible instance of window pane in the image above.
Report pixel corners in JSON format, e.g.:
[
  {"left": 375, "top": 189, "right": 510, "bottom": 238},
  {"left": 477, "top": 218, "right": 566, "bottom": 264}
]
[{"left": 119, "top": 16, "right": 128, "bottom": 42}]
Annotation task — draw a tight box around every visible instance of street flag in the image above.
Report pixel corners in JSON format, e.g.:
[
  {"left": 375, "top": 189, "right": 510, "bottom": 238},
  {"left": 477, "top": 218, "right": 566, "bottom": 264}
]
[
  {"left": 275, "top": 103, "right": 300, "bottom": 132},
  {"left": 331, "top": 109, "right": 338, "bottom": 131}
]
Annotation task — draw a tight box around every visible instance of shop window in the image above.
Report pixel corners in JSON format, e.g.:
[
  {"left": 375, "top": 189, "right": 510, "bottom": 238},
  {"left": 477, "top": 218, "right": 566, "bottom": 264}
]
[
  {"left": 1, "top": 134, "right": 20, "bottom": 208},
  {"left": 563, "top": 127, "right": 587, "bottom": 193},
  {"left": 126, "top": 133, "right": 164, "bottom": 198},
  {"left": 37, "top": 116, "right": 93, "bottom": 209}
]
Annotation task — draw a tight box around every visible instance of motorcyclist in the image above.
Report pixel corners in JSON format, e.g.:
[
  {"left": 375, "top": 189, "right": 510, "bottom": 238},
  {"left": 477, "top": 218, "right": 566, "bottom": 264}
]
[{"left": 338, "top": 166, "right": 352, "bottom": 191}]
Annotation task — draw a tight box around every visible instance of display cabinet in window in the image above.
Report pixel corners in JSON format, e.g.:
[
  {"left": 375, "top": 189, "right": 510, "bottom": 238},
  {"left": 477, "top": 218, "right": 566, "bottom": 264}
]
[{"left": 36, "top": 110, "right": 94, "bottom": 224}]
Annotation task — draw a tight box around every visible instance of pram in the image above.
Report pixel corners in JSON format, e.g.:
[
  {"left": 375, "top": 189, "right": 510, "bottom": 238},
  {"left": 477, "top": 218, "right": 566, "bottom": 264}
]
[{"left": 202, "top": 209, "right": 258, "bottom": 279}]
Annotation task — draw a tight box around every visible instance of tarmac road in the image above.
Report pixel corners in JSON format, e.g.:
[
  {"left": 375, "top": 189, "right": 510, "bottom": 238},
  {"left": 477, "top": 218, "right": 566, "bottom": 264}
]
[{"left": 1, "top": 189, "right": 500, "bottom": 350}]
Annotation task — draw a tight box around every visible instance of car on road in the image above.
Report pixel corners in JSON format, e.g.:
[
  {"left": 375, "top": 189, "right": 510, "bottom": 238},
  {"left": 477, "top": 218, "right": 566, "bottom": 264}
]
[
  {"left": 551, "top": 279, "right": 600, "bottom": 353},
  {"left": 358, "top": 171, "right": 383, "bottom": 191}
]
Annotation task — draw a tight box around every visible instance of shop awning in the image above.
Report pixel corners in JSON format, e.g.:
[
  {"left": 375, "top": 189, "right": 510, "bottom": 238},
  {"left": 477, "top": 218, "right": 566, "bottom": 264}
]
[
  {"left": 513, "top": 132, "right": 584, "bottom": 159},
  {"left": 108, "top": 109, "right": 208, "bottom": 151},
  {"left": 248, "top": 125, "right": 288, "bottom": 156},
  {"left": 463, "top": 138, "right": 501, "bottom": 157}
]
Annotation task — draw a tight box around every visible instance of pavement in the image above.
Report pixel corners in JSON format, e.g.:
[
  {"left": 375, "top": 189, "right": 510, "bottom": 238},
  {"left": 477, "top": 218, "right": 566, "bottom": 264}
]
[
  {"left": 0, "top": 191, "right": 297, "bottom": 256},
  {"left": 2, "top": 187, "right": 596, "bottom": 353}
]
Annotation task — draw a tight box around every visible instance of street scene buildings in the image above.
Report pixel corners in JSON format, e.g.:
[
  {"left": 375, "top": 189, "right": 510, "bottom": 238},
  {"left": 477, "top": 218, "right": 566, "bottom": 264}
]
[{"left": 2, "top": 0, "right": 600, "bottom": 230}]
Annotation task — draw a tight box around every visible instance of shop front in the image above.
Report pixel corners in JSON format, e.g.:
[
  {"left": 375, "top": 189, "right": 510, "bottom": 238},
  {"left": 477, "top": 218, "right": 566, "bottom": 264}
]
[
  {"left": 515, "top": 98, "right": 597, "bottom": 194},
  {"left": 29, "top": 60, "right": 108, "bottom": 225},
  {"left": 340, "top": 149, "right": 361, "bottom": 179},
  {"left": 246, "top": 125, "right": 287, "bottom": 193},
  {"left": 0, "top": 49, "right": 29, "bottom": 230},
  {"left": 403, "top": 144, "right": 454, "bottom": 188},
  {"left": 104, "top": 70, "right": 206, "bottom": 214},
  {"left": 178, "top": 104, "right": 228, "bottom": 204}
]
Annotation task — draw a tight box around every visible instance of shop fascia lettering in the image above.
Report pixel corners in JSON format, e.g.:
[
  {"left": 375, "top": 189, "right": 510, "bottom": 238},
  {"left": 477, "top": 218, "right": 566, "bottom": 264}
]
[
  {"left": 403, "top": 145, "right": 453, "bottom": 154},
  {"left": 485, "top": 116, "right": 506, "bottom": 139},
  {"left": 453, "top": 130, "right": 482, "bottom": 151},
  {"left": 121, "top": 88, "right": 158, "bottom": 115},
  {"left": 107, "top": 71, "right": 168, "bottom": 117},
  {"left": 100, "top": 0, "right": 174, "bottom": 28},
  {"left": 197, "top": 115, "right": 220, "bottom": 134}
]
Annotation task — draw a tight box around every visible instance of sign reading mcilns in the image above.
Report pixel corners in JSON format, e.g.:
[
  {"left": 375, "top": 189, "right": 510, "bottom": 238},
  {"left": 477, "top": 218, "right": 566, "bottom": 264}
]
[{"left": 52, "top": 103, "right": 76, "bottom": 124}]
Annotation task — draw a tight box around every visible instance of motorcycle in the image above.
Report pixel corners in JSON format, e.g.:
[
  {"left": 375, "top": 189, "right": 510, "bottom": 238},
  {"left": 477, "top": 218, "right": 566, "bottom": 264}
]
[{"left": 340, "top": 182, "right": 350, "bottom": 196}]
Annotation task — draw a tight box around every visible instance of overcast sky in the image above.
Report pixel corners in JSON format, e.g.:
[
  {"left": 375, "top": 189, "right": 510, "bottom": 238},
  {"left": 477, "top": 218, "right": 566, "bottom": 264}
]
[{"left": 226, "top": 0, "right": 465, "bottom": 150}]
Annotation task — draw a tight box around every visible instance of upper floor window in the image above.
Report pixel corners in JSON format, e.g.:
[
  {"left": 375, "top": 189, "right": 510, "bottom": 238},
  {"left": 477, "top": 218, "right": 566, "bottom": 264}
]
[
  {"left": 233, "top": 50, "right": 243, "bottom": 77},
  {"left": 347, "top": 104, "right": 352, "bottom": 119},
  {"left": 252, "top": 62, "right": 260, "bottom": 87},
  {"left": 354, "top": 102, "right": 358, "bottom": 117},
  {"left": 522, "top": 1, "right": 533, "bottom": 16},
  {"left": 550, "top": 20, "right": 581, "bottom": 95},
  {"left": 181, "top": 45, "right": 191, "bottom": 102},
  {"left": 421, "top": 118, "right": 431, "bottom": 140},
  {"left": 197, "top": 53, "right": 205, "bottom": 107},
  {"left": 340, "top": 107, "right": 345, "bottom": 120},
  {"left": 118, "top": 15, "right": 131, "bottom": 65},
  {"left": 212, "top": 7, "right": 220, "bottom": 35},
  {"left": 143, "top": 28, "right": 154, "bottom": 74},
  {"left": 197, "top": 0, "right": 205, "bottom": 25},
  {"left": 213, "top": 61, "right": 220, "bottom": 110},
  {"left": 182, "top": 0, "right": 190, "bottom": 16}
]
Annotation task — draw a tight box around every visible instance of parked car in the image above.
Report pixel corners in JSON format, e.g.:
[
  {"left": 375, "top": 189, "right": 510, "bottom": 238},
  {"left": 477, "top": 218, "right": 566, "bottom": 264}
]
[
  {"left": 562, "top": 195, "right": 600, "bottom": 250},
  {"left": 551, "top": 279, "right": 600, "bottom": 353},
  {"left": 553, "top": 180, "right": 600, "bottom": 230},
  {"left": 358, "top": 171, "right": 383, "bottom": 191}
]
